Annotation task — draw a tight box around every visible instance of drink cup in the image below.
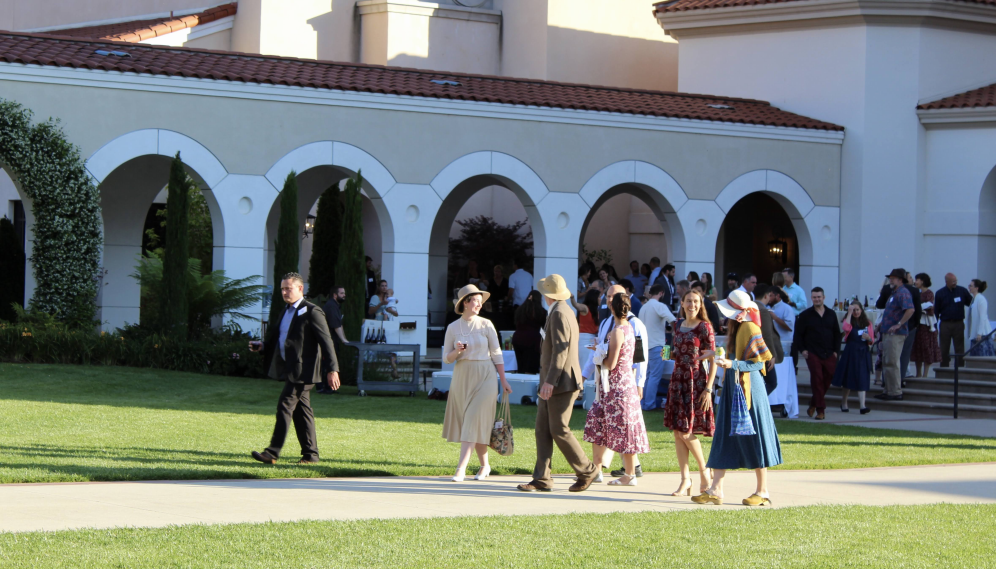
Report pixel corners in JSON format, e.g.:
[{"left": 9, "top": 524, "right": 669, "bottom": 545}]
[
  {"left": 661, "top": 345, "right": 672, "bottom": 360},
  {"left": 715, "top": 347, "right": 726, "bottom": 360}
]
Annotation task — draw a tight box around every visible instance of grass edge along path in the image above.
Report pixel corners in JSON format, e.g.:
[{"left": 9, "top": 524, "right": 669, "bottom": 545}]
[
  {"left": 1, "top": 363, "right": 995, "bottom": 484},
  {"left": 1, "top": 504, "right": 994, "bottom": 568}
]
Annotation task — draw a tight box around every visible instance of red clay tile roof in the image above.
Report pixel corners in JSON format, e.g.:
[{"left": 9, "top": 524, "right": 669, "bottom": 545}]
[
  {"left": 0, "top": 31, "right": 843, "bottom": 131},
  {"left": 918, "top": 83, "right": 996, "bottom": 110},
  {"left": 40, "top": 3, "right": 237, "bottom": 43},
  {"left": 654, "top": 0, "right": 996, "bottom": 13}
]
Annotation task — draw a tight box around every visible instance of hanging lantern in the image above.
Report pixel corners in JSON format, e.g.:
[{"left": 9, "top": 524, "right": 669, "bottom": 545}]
[
  {"left": 768, "top": 238, "right": 787, "bottom": 262},
  {"left": 303, "top": 214, "right": 317, "bottom": 238}
]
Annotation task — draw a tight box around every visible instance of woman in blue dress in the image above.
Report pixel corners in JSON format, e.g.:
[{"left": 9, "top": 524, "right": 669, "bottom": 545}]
[
  {"left": 693, "top": 290, "right": 782, "bottom": 507},
  {"left": 832, "top": 300, "right": 874, "bottom": 414}
]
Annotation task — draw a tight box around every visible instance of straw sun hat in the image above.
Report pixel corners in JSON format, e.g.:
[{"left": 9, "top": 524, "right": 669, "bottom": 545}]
[
  {"left": 454, "top": 284, "right": 490, "bottom": 314},
  {"left": 537, "top": 274, "right": 572, "bottom": 301}
]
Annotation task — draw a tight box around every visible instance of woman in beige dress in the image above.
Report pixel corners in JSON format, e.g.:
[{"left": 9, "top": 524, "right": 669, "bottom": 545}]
[{"left": 443, "top": 284, "right": 513, "bottom": 482}]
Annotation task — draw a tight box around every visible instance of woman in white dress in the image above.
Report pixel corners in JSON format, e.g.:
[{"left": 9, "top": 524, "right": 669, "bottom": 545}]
[
  {"left": 968, "top": 280, "right": 994, "bottom": 357},
  {"left": 442, "top": 285, "right": 513, "bottom": 481}
]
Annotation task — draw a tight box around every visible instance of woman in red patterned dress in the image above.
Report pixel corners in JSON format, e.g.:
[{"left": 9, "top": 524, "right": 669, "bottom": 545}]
[
  {"left": 663, "top": 289, "right": 718, "bottom": 496},
  {"left": 583, "top": 292, "right": 650, "bottom": 487}
]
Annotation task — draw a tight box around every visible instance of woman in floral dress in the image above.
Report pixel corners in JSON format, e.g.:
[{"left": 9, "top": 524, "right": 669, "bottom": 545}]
[
  {"left": 583, "top": 292, "right": 650, "bottom": 487},
  {"left": 663, "top": 289, "right": 717, "bottom": 496},
  {"left": 911, "top": 273, "right": 941, "bottom": 377}
]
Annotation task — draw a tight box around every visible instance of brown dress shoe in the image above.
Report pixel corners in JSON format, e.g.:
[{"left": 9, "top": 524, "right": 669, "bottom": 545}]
[
  {"left": 251, "top": 450, "right": 277, "bottom": 464},
  {"left": 807, "top": 406, "right": 816, "bottom": 418},
  {"left": 569, "top": 475, "right": 595, "bottom": 493},
  {"left": 815, "top": 411, "right": 825, "bottom": 420},
  {"left": 296, "top": 458, "right": 319, "bottom": 464},
  {"left": 517, "top": 482, "right": 551, "bottom": 492}
]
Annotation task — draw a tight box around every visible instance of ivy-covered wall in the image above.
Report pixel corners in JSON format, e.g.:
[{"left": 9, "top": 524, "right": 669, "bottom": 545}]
[{"left": 0, "top": 99, "right": 102, "bottom": 327}]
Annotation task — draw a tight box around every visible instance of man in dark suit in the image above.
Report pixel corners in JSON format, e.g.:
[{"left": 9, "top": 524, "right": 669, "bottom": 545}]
[
  {"left": 250, "top": 272, "right": 339, "bottom": 464},
  {"left": 653, "top": 263, "right": 677, "bottom": 310},
  {"left": 316, "top": 285, "right": 349, "bottom": 394}
]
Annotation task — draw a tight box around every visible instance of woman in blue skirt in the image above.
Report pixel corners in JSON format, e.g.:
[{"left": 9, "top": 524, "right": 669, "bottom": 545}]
[
  {"left": 832, "top": 300, "right": 874, "bottom": 414},
  {"left": 693, "top": 290, "right": 782, "bottom": 507}
]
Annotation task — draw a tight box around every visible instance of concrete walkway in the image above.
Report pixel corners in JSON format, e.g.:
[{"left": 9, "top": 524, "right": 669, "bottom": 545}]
[
  {"left": 785, "top": 409, "right": 996, "bottom": 437},
  {"left": 2, "top": 463, "right": 994, "bottom": 533}
]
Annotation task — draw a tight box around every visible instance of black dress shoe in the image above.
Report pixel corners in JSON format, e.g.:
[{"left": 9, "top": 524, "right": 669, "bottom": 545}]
[
  {"left": 611, "top": 464, "right": 643, "bottom": 478},
  {"left": 251, "top": 450, "right": 277, "bottom": 464},
  {"left": 880, "top": 394, "right": 904, "bottom": 401},
  {"left": 840, "top": 406, "right": 849, "bottom": 412},
  {"left": 860, "top": 408, "right": 871, "bottom": 414},
  {"left": 873, "top": 392, "right": 888, "bottom": 400}
]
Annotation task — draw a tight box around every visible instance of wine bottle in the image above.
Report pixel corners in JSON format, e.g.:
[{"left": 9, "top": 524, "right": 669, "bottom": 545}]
[{"left": 864, "top": 295, "right": 869, "bottom": 308}]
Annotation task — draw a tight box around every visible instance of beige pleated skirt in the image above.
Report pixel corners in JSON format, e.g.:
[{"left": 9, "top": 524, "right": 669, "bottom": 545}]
[{"left": 442, "top": 359, "right": 499, "bottom": 444}]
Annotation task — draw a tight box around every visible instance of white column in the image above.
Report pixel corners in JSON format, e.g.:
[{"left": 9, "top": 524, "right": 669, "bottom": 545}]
[
  {"left": 674, "top": 199, "right": 725, "bottom": 288},
  {"left": 212, "top": 174, "right": 278, "bottom": 334},
  {"left": 380, "top": 184, "right": 441, "bottom": 356}
]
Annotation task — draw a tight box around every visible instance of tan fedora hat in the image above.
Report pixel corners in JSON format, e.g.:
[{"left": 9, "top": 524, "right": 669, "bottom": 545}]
[
  {"left": 454, "top": 284, "right": 490, "bottom": 314},
  {"left": 537, "top": 274, "right": 571, "bottom": 301}
]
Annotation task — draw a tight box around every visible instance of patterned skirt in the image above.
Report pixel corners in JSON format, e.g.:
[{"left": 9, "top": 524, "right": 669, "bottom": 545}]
[
  {"left": 584, "top": 380, "right": 650, "bottom": 455},
  {"left": 911, "top": 324, "right": 941, "bottom": 364}
]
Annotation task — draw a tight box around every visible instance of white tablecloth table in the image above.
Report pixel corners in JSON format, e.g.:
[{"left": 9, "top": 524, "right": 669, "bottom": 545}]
[
  {"left": 502, "top": 350, "right": 518, "bottom": 372},
  {"left": 430, "top": 371, "right": 540, "bottom": 405},
  {"left": 767, "top": 342, "right": 799, "bottom": 418}
]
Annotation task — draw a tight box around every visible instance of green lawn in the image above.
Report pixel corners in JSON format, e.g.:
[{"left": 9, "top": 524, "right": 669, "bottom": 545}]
[
  {"left": 1, "top": 504, "right": 994, "bottom": 568},
  {"left": 1, "top": 363, "right": 994, "bottom": 484}
]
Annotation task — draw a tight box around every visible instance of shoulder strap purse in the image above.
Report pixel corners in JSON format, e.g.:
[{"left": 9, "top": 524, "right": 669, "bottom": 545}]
[{"left": 627, "top": 315, "right": 645, "bottom": 363}]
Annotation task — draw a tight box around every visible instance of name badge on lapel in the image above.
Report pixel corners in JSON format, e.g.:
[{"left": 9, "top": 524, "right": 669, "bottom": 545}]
[
  {"left": 297, "top": 306, "right": 308, "bottom": 316},
  {"left": 954, "top": 297, "right": 962, "bottom": 303}
]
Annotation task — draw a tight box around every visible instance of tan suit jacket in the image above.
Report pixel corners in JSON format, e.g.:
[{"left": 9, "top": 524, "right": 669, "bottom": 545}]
[
  {"left": 758, "top": 305, "right": 784, "bottom": 364},
  {"left": 539, "top": 299, "right": 582, "bottom": 393}
]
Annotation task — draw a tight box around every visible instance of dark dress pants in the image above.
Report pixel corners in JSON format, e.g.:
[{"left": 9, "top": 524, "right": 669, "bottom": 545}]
[
  {"left": 806, "top": 353, "right": 837, "bottom": 411},
  {"left": 939, "top": 320, "right": 965, "bottom": 368},
  {"left": 266, "top": 381, "right": 318, "bottom": 460},
  {"left": 764, "top": 363, "right": 778, "bottom": 395}
]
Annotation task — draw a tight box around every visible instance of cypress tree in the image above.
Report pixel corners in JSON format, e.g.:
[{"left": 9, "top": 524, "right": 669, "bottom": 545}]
[
  {"left": 0, "top": 216, "right": 25, "bottom": 322},
  {"left": 306, "top": 183, "right": 342, "bottom": 298},
  {"left": 335, "top": 172, "right": 366, "bottom": 342},
  {"left": 159, "top": 152, "right": 190, "bottom": 338},
  {"left": 267, "top": 171, "right": 301, "bottom": 338}
]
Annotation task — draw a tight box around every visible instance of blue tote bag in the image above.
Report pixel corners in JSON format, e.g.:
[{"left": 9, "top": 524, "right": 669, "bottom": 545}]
[{"left": 729, "top": 379, "right": 756, "bottom": 436}]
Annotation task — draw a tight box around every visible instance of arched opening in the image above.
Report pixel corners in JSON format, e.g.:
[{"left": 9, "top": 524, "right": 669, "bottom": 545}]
[
  {"left": 715, "top": 192, "right": 799, "bottom": 298},
  {"left": 428, "top": 177, "right": 540, "bottom": 329},
  {"left": 98, "top": 154, "right": 222, "bottom": 330},
  {"left": 264, "top": 165, "right": 388, "bottom": 303},
  {"left": 979, "top": 166, "right": 996, "bottom": 321},
  {"left": 0, "top": 166, "right": 29, "bottom": 320},
  {"left": 579, "top": 183, "right": 680, "bottom": 298}
]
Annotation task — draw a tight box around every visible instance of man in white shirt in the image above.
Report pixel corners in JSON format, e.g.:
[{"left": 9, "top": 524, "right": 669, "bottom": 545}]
[
  {"left": 736, "top": 272, "right": 757, "bottom": 301},
  {"left": 580, "top": 285, "right": 649, "bottom": 478},
  {"left": 763, "top": 286, "right": 796, "bottom": 339},
  {"left": 507, "top": 258, "right": 533, "bottom": 308},
  {"left": 638, "top": 283, "right": 676, "bottom": 410},
  {"left": 782, "top": 268, "right": 808, "bottom": 316}
]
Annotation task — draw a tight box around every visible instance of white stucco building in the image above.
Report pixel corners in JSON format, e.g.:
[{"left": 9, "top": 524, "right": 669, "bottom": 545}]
[{"left": 0, "top": 0, "right": 994, "bottom": 350}]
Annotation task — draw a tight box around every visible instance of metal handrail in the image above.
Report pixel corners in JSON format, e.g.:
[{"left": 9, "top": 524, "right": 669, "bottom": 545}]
[{"left": 951, "top": 327, "right": 996, "bottom": 419}]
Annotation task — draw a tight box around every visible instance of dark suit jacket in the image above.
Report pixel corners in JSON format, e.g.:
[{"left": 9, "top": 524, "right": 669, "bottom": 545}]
[
  {"left": 265, "top": 300, "right": 339, "bottom": 383},
  {"left": 653, "top": 273, "right": 676, "bottom": 310},
  {"left": 539, "top": 299, "right": 582, "bottom": 394}
]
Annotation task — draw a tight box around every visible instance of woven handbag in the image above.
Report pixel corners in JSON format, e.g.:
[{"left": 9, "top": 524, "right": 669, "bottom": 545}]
[
  {"left": 729, "top": 379, "right": 756, "bottom": 437},
  {"left": 489, "top": 392, "right": 514, "bottom": 456}
]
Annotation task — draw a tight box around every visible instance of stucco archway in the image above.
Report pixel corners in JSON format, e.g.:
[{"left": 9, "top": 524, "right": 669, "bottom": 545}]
[
  {"left": 85, "top": 129, "right": 229, "bottom": 331},
  {"left": 714, "top": 169, "right": 839, "bottom": 300},
  {"left": 577, "top": 161, "right": 689, "bottom": 289},
  {"left": 426, "top": 151, "right": 550, "bottom": 324}
]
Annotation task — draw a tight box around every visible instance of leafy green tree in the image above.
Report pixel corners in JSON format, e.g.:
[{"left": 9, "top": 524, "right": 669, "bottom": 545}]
[
  {"left": 144, "top": 178, "right": 213, "bottom": 273},
  {"left": 448, "top": 215, "right": 533, "bottom": 286},
  {"left": 335, "top": 172, "right": 365, "bottom": 342},
  {"left": 307, "top": 183, "right": 342, "bottom": 297},
  {"left": 267, "top": 172, "right": 301, "bottom": 339},
  {"left": 159, "top": 153, "right": 191, "bottom": 339},
  {"left": 132, "top": 252, "right": 267, "bottom": 337},
  {"left": 0, "top": 216, "right": 25, "bottom": 322}
]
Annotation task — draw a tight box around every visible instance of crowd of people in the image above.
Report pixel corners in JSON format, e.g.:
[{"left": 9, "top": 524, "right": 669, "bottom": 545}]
[{"left": 246, "top": 253, "right": 992, "bottom": 505}]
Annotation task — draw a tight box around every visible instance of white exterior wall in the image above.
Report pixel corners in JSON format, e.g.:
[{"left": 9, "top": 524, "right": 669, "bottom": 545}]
[{"left": 922, "top": 123, "right": 996, "bottom": 320}]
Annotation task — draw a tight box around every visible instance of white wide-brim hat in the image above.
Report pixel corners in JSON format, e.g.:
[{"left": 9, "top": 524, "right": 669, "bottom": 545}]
[
  {"left": 454, "top": 284, "right": 490, "bottom": 314},
  {"left": 715, "top": 289, "right": 757, "bottom": 319}
]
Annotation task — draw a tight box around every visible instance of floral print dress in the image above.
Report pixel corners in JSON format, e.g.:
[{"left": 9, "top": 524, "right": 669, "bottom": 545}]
[
  {"left": 583, "top": 323, "right": 650, "bottom": 455},
  {"left": 663, "top": 320, "right": 716, "bottom": 436}
]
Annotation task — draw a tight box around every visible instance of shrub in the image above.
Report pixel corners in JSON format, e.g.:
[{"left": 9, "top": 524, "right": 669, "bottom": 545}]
[
  {"left": 307, "top": 184, "right": 342, "bottom": 298},
  {"left": 0, "top": 98, "right": 102, "bottom": 327},
  {"left": 336, "top": 172, "right": 366, "bottom": 343},
  {"left": 267, "top": 172, "right": 300, "bottom": 339},
  {"left": 159, "top": 153, "right": 191, "bottom": 338}
]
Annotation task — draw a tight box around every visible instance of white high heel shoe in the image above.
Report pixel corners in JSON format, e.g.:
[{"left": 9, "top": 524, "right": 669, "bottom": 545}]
[
  {"left": 474, "top": 466, "right": 491, "bottom": 480},
  {"left": 451, "top": 469, "right": 466, "bottom": 482}
]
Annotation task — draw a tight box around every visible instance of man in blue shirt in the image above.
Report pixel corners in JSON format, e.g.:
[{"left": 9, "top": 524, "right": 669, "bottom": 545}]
[
  {"left": 782, "top": 268, "right": 808, "bottom": 316},
  {"left": 876, "top": 269, "right": 914, "bottom": 401},
  {"left": 627, "top": 260, "right": 648, "bottom": 297},
  {"left": 935, "top": 273, "right": 973, "bottom": 368}
]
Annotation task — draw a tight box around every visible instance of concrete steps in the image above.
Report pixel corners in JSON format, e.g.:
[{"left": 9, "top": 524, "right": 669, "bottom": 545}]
[{"left": 797, "top": 357, "right": 996, "bottom": 419}]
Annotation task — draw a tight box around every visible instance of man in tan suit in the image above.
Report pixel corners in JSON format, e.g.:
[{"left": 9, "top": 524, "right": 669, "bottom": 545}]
[{"left": 517, "top": 274, "right": 598, "bottom": 492}]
